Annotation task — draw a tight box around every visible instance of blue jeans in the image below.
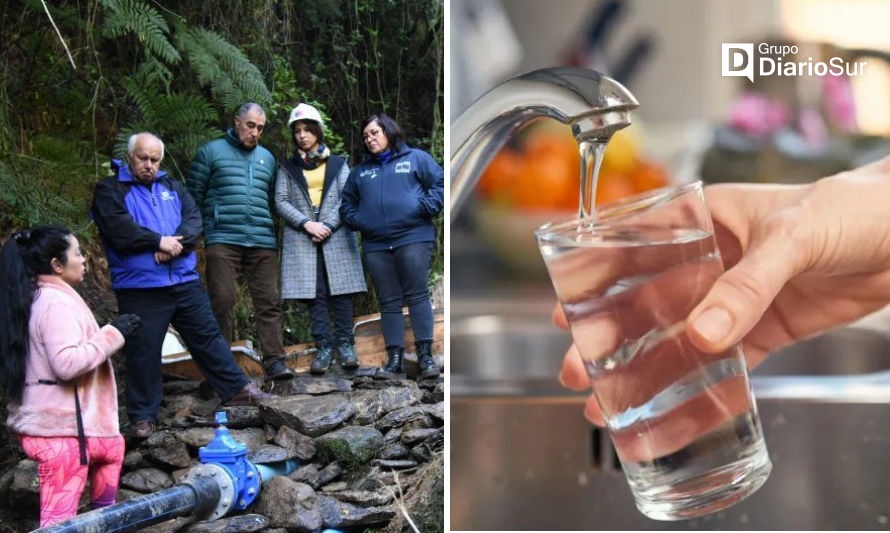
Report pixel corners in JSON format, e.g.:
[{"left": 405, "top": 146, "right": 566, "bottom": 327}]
[
  {"left": 116, "top": 281, "right": 249, "bottom": 422},
  {"left": 363, "top": 241, "right": 434, "bottom": 350},
  {"left": 299, "top": 250, "right": 356, "bottom": 347}
]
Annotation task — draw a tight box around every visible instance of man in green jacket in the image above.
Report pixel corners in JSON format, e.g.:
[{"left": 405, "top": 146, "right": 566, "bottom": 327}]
[{"left": 187, "top": 102, "right": 294, "bottom": 381}]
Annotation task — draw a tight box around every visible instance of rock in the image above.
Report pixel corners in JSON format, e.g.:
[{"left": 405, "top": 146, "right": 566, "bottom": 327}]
[
  {"left": 121, "top": 467, "right": 174, "bottom": 492},
  {"left": 381, "top": 455, "right": 443, "bottom": 533},
  {"left": 260, "top": 395, "right": 356, "bottom": 437},
  {"left": 317, "top": 494, "right": 395, "bottom": 529},
  {"left": 335, "top": 489, "right": 394, "bottom": 507},
  {"left": 373, "top": 406, "right": 435, "bottom": 432},
  {"left": 7, "top": 460, "right": 38, "bottom": 509},
  {"left": 315, "top": 426, "right": 384, "bottom": 467},
  {"left": 141, "top": 516, "right": 197, "bottom": 532},
  {"left": 401, "top": 428, "right": 440, "bottom": 445},
  {"left": 288, "top": 375, "right": 353, "bottom": 394},
  {"left": 347, "top": 385, "right": 423, "bottom": 425},
  {"left": 183, "top": 513, "right": 269, "bottom": 532},
  {"left": 290, "top": 463, "right": 320, "bottom": 485},
  {"left": 253, "top": 477, "right": 323, "bottom": 532},
  {"left": 320, "top": 481, "right": 348, "bottom": 492},
  {"left": 146, "top": 431, "right": 193, "bottom": 468},
  {"left": 272, "top": 426, "right": 316, "bottom": 461},
  {"left": 314, "top": 462, "right": 342, "bottom": 488},
  {"left": 373, "top": 459, "right": 418, "bottom": 470},
  {"left": 176, "top": 427, "right": 217, "bottom": 448},
  {"left": 379, "top": 441, "right": 410, "bottom": 459},
  {"left": 247, "top": 444, "right": 288, "bottom": 464}
]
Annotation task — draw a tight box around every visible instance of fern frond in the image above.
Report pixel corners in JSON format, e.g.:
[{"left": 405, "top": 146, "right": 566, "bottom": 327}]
[
  {"left": 100, "top": 0, "right": 180, "bottom": 64},
  {"left": 174, "top": 25, "right": 271, "bottom": 111}
]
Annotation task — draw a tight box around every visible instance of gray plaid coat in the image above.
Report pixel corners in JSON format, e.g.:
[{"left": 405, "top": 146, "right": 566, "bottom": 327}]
[{"left": 275, "top": 155, "right": 367, "bottom": 299}]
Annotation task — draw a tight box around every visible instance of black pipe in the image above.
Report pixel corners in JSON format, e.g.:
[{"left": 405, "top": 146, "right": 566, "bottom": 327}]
[{"left": 34, "top": 474, "right": 220, "bottom": 533}]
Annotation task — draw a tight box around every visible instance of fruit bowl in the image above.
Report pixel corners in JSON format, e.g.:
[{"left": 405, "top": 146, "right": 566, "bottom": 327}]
[{"left": 475, "top": 204, "right": 575, "bottom": 278}]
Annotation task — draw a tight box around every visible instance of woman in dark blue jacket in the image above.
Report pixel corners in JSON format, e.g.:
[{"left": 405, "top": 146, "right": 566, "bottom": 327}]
[{"left": 340, "top": 113, "right": 444, "bottom": 380}]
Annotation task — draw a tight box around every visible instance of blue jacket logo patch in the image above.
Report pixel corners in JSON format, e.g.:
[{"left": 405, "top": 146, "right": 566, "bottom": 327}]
[
  {"left": 395, "top": 162, "right": 411, "bottom": 174},
  {"left": 360, "top": 169, "right": 379, "bottom": 179},
  {"left": 160, "top": 191, "right": 176, "bottom": 201}
]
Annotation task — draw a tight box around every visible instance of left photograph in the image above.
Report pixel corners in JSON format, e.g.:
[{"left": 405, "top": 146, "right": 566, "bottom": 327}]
[{"left": 0, "top": 1, "right": 444, "bottom": 531}]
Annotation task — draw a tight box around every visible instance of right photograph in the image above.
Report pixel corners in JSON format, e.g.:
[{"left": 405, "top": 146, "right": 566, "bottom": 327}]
[{"left": 449, "top": 0, "right": 890, "bottom": 530}]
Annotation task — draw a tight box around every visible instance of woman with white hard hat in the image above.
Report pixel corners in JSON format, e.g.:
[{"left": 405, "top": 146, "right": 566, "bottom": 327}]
[{"left": 275, "top": 103, "right": 367, "bottom": 375}]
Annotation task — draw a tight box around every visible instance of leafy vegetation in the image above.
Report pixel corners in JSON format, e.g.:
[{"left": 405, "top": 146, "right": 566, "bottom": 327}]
[{"left": 0, "top": 0, "right": 444, "bottom": 340}]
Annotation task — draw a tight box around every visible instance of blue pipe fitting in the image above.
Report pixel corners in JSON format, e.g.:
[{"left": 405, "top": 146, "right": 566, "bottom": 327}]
[{"left": 198, "top": 411, "right": 262, "bottom": 513}]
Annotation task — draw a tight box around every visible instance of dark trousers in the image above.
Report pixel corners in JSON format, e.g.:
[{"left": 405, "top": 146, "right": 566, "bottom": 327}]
[
  {"left": 116, "top": 281, "right": 249, "bottom": 422},
  {"left": 299, "top": 251, "right": 356, "bottom": 347},
  {"left": 363, "top": 241, "right": 434, "bottom": 350},
  {"left": 204, "top": 244, "right": 286, "bottom": 363}
]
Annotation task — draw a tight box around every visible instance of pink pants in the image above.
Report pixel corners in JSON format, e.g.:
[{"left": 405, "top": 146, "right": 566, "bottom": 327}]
[{"left": 20, "top": 434, "right": 126, "bottom": 528}]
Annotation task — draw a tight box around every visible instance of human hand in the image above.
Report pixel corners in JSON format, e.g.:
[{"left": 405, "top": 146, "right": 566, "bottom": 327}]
[
  {"left": 159, "top": 235, "right": 183, "bottom": 256},
  {"left": 557, "top": 157, "right": 890, "bottom": 425},
  {"left": 110, "top": 313, "right": 142, "bottom": 337},
  {"left": 154, "top": 251, "right": 174, "bottom": 264},
  {"left": 304, "top": 221, "right": 331, "bottom": 241}
]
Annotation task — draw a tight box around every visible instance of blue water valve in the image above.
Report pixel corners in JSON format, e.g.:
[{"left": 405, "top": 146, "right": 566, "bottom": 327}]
[{"left": 199, "top": 411, "right": 262, "bottom": 511}]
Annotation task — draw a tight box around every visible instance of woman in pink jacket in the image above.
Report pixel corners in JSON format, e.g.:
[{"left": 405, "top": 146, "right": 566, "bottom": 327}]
[{"left": 0, "top": 226, "right": 141, "bottom": 527}]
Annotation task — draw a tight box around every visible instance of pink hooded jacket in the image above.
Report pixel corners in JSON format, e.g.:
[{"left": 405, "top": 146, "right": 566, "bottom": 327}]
[{"left": 6, "top": 275, "right": 125, "bottom": 437}]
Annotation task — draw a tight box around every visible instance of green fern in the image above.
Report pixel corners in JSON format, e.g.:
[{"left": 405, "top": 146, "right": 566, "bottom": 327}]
[
  {"left": 99, "top": 0, "right": 180, "bottom": 64},
  {"left": 174, "top": 25, "right": 272, "bottom": 111}
]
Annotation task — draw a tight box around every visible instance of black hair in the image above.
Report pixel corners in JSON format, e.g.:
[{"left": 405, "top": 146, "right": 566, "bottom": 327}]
[
  {"left": 361, "top": 112, "right": 405, "bottom": 155},
  {"left": 0, "top": 225, "right": 73, "bottom": 401},
  {"left": 291, "top": 120, "right": 326, "bottom": 147}
]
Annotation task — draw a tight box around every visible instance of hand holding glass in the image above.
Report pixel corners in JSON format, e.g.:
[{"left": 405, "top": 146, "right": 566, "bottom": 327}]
[{"left": 535, "top": 181, "right": 771, "bottom": 520}]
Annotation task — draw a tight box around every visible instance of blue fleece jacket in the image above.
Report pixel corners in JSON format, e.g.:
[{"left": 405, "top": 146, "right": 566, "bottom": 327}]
[
  {"left": 90, "top": 160, "right": 202, "bottom": 289},
  {"left": 340, "top": 146, "right": 444, "bottom": 252}
]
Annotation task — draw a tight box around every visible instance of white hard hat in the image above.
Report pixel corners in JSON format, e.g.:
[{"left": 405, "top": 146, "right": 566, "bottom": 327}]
[{"left": 287, "top": 103, "right": 324, "bottom": 131}]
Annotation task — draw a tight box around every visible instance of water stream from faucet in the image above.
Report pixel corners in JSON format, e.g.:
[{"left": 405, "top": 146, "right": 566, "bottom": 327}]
[{"left": 578, "top": 140, "right": 608, "bottom": 220}]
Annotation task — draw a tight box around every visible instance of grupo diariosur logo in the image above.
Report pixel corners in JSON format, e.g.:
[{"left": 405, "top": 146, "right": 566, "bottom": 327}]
[{"left": 722, "top": 43, "right": 868, "bottom": 82}]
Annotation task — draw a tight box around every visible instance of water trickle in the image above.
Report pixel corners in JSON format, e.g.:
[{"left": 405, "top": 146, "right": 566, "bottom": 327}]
[{"left": 577, "top": 140, "right": 608, "bottom": 220}]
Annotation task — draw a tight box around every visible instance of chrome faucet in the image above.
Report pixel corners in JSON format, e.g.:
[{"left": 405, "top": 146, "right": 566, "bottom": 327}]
[{"left": 450, "top": 67, "right": 639, "bottom": 215}]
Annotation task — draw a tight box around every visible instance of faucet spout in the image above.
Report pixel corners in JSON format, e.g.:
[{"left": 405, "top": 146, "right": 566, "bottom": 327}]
[{"left": 450, "top": 67, "right": 639, "bottom": 216}]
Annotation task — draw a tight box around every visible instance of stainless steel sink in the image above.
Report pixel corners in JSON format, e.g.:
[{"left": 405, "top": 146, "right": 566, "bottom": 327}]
[{"left": 450, "top": 294, "right": 890, "bottom": 530}]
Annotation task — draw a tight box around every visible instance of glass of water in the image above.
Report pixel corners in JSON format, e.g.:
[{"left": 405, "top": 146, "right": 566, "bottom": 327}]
[{"left": 534, "top": 181, "right": 771, "bottom": 521}]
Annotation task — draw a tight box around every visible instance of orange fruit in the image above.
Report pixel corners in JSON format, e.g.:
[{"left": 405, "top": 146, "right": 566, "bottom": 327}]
[
  {"left": 630, "top": 161, "right": 670, "bottom": 193},
  {"left": 595, "top": 171, "right": 637, "bottom": 206}
]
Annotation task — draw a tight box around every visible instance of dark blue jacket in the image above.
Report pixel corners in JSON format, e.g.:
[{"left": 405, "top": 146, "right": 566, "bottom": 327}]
[
  {"left": 340, "top": 146, "right": 444, "bottom": 252},
  {"left": 90, "top": 160, "right": 202, "bottom": 289}
]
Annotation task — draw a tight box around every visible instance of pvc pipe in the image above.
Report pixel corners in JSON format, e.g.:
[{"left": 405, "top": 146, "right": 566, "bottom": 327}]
[
  {"left": 254, "top": 458, "right": 300, "bottom": 484},
  {"left": 33, "top": 474, "right": 220, "bottom": 533}
]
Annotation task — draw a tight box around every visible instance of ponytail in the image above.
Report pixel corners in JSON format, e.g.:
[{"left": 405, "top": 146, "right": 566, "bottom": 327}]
[{"left": 0, "top": 226, "right": 72, "bottom": 401}]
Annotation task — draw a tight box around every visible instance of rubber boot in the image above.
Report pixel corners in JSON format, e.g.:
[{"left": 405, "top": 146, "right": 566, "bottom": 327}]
[
  {"left": 375, "top": 347, "right": 405, "bottom": 380},
  {"left": 416, "top": 340, "right": 440, "bottom": 379}
]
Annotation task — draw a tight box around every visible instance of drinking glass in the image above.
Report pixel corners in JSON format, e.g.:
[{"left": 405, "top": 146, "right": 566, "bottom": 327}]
[{"left": 534, "top": 181, "right": 771, "bottom": 520}]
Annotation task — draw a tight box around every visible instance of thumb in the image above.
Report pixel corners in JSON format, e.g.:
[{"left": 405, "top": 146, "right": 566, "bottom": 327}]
[{"left": 688, "top": 224, "right": 803, "bottom": 353}]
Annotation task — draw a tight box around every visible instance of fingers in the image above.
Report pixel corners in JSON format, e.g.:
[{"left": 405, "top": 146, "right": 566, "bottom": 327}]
[{"left": 688, "top": 210, "right": 806, "bottom": 353}]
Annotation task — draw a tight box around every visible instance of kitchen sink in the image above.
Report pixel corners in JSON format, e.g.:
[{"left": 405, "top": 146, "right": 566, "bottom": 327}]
[{"left": 450, "top": 294, "right": 890, "bottom": 530}]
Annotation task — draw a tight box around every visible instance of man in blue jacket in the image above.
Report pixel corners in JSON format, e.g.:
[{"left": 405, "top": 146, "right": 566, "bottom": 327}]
[
  {"left": 187, "top": 103, "right": 293, "bottom": 382},
  {"left": 91, "top": 132, "right": 275, "bottom": 439}
]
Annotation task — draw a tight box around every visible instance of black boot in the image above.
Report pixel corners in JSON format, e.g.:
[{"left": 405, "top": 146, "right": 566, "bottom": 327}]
[
  {"left": 310, "top": 342, "right": 335, "bottom": 375},
  {"left": 264, "top": 358, "right": 295, "bottom": 381},
  {"left": 416, "top": 340, "right": 440, "bottom": 379},
  {"left": 375, "top": 347, "right": 405, "bottom": 380},
  {"left": 337, "top": 341, "right": 359, "bottom": 370}
]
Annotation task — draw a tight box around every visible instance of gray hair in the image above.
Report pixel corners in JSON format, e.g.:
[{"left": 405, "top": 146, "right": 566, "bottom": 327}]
[
  {"left": 237, "top": 102, "right": 266, "bottom": 119},
  {"left": 127, "top": 133, "right": 165, "bottom": 159}
]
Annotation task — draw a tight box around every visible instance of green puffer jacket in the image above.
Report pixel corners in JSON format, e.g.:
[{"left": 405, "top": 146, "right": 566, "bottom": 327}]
[{"left": 187, "top": 129, "right": 278, "bottom": 249}]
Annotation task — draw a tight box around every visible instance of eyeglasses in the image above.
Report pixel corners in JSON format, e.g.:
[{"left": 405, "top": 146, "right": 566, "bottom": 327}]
[{"left": 362, "top": 128, "right": 382, "bottom": 140}]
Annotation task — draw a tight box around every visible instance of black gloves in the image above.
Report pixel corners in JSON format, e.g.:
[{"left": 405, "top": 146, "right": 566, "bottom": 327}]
[{"left": 110, "top": 313, "right": 142, "bottom": 337}]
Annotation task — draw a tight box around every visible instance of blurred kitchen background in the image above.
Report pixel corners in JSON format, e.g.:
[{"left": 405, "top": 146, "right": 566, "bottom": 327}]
[
  {"left": 451, "top": 0, "right": 890, "bottom": 286},
  {"left": 450, "top": 1, "right": 890, "bottom": 530}
]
